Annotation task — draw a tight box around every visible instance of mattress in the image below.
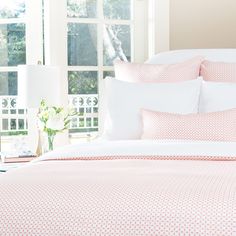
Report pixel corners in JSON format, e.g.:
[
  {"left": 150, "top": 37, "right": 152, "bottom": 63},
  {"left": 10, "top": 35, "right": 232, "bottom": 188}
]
[{"left": 1, "top": 140, "right": 236, "bottom": 235}]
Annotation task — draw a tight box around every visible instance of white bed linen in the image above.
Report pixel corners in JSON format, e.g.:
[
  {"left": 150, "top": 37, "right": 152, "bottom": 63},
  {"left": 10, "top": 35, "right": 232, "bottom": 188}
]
[
  {"left": 39, "top": 140, "right": 236, "bottom": 161},
  {"left": 199, "top": 81, "right": 236, "bottom": 112},
  {"left": 147, "top": 49, "right": 236, "bottom": 64},
  {"left": 103, "top": 78, "right": 201, "bottom": 140}
]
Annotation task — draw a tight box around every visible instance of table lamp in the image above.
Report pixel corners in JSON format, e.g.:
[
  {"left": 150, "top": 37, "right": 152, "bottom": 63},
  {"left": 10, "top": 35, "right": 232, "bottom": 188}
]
[{"left": 17, "top": 65, "right": 61, "bottom": 156}]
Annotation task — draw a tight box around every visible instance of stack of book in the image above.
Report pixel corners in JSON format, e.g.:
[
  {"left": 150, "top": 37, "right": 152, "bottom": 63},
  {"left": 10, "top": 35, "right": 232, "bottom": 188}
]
[{"left": 0, "top": 152, "right": 37, "bottom": 163}]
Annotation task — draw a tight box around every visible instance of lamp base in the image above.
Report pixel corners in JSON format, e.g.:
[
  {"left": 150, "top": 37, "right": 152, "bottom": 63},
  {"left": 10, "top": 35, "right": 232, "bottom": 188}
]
[{"left": 36, "top": 130, "right": 43, "bottom": 157}]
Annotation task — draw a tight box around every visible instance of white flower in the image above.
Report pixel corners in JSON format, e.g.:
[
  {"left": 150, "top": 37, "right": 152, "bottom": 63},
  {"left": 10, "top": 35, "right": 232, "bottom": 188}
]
[
  {"left": 48, "top": 107, "right": 57, "bottom": 117},
  {"left": 38, "top": 100, "right": 77, "bottom": 133},
  {"left": 46, "top": 113, "right": 65, "bottom": 131}
]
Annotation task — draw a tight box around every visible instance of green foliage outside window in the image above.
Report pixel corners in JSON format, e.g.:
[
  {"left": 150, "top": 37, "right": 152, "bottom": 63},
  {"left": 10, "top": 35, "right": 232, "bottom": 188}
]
[
  {"left": 0, "top": 2, "right": 26, "bottom": 96},
  {"left": 68, "top": 71, "right": 98, "bottom": 94}
]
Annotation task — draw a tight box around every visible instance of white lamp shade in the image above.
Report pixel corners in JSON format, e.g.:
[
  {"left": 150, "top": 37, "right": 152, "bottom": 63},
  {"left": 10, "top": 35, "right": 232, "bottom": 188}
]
[{"left": 17, "top": 65, "right": 61, "bottom": 108}]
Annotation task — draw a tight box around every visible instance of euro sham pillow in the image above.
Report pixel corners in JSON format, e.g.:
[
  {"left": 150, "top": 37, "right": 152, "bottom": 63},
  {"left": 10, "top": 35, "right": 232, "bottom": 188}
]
[
  {"left": 114, "top": 56, "right": 204, "bottom": 83},
  {"left": 200, "top": 60, "right": 236, "bottom": 82},
  {"left": 103, "top": 78, "right": 202, "bottom": 140},
  {"left": 199, "top": 81, "right": 236, "bottom": 112},
  {"left": 141, "top": 108, "right": 236, "bottom": 142}
]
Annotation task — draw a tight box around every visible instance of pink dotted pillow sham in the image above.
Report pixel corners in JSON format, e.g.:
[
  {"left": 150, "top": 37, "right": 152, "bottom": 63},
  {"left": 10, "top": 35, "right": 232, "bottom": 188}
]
[
  {"left": 200, "top": 60, "right": 236, "bottom": 82},
  {"left": 114, "top": 56, "right": 204, "bottom": 83},
  {"left": 141, "top": 108, "right": 236, "bottom": 141}
]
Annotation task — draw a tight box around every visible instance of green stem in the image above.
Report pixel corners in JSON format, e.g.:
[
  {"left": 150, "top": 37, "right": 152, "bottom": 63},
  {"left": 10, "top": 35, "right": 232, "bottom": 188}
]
[{"left": 47, "top": 134, "right": 55, "bottom": 151}]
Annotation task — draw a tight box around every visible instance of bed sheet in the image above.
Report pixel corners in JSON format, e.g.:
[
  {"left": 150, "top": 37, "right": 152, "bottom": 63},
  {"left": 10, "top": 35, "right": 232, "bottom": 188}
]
[{"left": 1, "top": 140, "right": 236, "bottom": 235}]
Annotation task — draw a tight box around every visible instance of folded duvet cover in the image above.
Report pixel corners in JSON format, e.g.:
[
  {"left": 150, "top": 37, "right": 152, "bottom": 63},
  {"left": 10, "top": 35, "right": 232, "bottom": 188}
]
[{"left": 1, "top": 140, "right": 236, "bottom": 235}]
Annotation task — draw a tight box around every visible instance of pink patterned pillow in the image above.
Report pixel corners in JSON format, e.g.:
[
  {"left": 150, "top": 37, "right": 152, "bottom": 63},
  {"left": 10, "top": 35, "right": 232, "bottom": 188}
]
[
  {"left": 114, "top": 56, "right": 204, "bottom": 83},
  {"left": 141, "top": 108, "right": 236, "bottom": 141},
  {"left": 200, "top": 60, "right": 236, "bottom": 82}
]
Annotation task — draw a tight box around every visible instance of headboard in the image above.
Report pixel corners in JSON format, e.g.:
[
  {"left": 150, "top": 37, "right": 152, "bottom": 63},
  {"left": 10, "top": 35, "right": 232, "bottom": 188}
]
[{"left": 146, "top": 49, "right": 236, "bottom": 64}]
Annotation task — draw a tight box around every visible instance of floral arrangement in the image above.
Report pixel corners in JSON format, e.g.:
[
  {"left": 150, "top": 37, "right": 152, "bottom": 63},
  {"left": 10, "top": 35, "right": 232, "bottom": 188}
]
[{"left": 38, "top": 100, "right": 77, "bottom": 151}]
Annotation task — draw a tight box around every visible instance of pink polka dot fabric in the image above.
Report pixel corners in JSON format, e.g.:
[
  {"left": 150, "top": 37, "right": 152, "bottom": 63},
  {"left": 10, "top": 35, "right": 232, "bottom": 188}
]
[
  {"left": 114, "top": 56, "right": 204, "bottom": 83},
  {"left": 1, "top": 158, "right": 236, "bottom": 235},
  {"left": 141, "top": 108, "right": 236, "bottom": 141},
  {"left": 42, "top": 154, "right": 236, "bottom": 161},
  {"left": 201, "top": 60, "right": 236, "bottom": 82}
]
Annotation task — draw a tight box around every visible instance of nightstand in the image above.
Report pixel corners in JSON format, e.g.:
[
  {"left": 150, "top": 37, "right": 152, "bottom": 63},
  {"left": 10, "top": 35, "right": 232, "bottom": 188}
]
[{"left": 0, "top": 156, "right": 36, "bottom": 173}]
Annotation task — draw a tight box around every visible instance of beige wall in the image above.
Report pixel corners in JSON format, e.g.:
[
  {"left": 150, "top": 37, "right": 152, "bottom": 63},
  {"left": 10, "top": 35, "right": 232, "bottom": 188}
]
[
  {"left": 170, "top": 0, "right": 236, "bottom": 50},
  {"left": 153, "top": 0, "right": 170, "bottom": 54}
]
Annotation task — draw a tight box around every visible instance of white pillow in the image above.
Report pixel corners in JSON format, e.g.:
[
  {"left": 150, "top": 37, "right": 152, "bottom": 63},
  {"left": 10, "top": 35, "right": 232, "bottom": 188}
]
[
  {"left": 199, "top": 81, "right": 236, "bottom": 112},
  {"left": 103, "top": 78, "right": 202, "bottom": 140},
  {"left": 147, "top": 49, "right": 236, "bottom": 64}
]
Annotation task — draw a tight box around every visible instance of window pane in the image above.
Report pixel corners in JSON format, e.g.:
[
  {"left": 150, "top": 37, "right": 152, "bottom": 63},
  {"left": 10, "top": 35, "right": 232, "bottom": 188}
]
[
  {"left": 103, "top": 24, "right": 131, "bottom": 66},
  {"left": 0, "top": 96, "right": 27, "bottom": 137},
  {"left": 0, "top": 24, "right": 26, "bottom": 66},
  {"left": 68, "top": 23, "right": 97, "bottom": 66},
  {"left": 10, "top": 119, "right": 16, "bottom": 130},
  {"left": 68, "top": 71, "right": 98, "bottom": 95},
  {"left": 103, "top": 71, "right": 115, "bottom": 78},
  {"left": 2, "top": 119, "right": 9, "bottom": 130},
  {"left": 18, "top": 118, "right": 25, "bottom": 130},
  {"left": 0, "top": 72, "right": 17, "bottom": 95},
  {"left": 0, "top": 0, "right": 25, "bottom": 19},
  {"left": 104, "top": 0, "right": 131, "bottom": 20},
  {"left": 67, "top": 0, "right": 97, "bottom": 18}
]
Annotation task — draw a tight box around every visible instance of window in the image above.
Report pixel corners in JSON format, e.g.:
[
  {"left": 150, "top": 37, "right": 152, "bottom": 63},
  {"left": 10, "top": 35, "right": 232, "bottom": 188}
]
[
  {"left": 0, "top": 0, "right": 148, "bottom": 150},
  {"left": 67, "top": 0, "right": 133, "bottom": 135},
  {"left": 0, "top": 0, "right": 27, "bottom": 141},
  {"left": 0, "top": 0, "right": 43, "bottom": 151}
]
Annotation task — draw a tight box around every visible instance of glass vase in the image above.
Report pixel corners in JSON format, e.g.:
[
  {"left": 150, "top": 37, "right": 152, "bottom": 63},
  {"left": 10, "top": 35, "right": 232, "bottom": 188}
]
[{"left": 47, "top": 133, "right": 55, "bottom": 151}]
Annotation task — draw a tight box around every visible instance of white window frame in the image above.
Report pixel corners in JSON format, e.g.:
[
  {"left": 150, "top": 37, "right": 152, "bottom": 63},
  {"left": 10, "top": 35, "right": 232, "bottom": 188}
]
[
  {"left": 0, "top": 0, "right": 44, "bottom": 78},
  {"left": 0, "top": 0, "right": 44, "bottom": 152},
  {"left": 0, "top": 0, "right": 150, "bottom": 151},
  {"left": 65, "top": 1, "right": 149, "bottom": 78},
  {"left": 67, "top": 0, "right": 149, "bottom": 136},
  {"left": 0, "top": 13, "right": 25, "bottom": 75},
  {"left": 43, "top": 0, "right": 149, "bottom": 138},
  {"left": 148, "top": 0, "right": 170, "bottom": 55}
]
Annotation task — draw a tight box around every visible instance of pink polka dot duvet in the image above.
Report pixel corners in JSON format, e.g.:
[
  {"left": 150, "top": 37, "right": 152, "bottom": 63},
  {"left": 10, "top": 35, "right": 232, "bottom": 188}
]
[{"left": 1, "top": 140, "right": 236, "bottom": 235}]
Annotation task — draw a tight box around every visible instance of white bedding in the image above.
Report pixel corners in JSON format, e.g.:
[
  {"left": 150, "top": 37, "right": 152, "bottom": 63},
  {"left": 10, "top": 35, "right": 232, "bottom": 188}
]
[{"left": 40, "top": 140, "right": 236, "bottom": 160}]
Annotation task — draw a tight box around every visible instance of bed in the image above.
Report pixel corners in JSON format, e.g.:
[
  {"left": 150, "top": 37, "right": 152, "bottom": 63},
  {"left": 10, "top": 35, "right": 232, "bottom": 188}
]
[{"left": 1, "top": 49, "right": 236, "bottom": 235}]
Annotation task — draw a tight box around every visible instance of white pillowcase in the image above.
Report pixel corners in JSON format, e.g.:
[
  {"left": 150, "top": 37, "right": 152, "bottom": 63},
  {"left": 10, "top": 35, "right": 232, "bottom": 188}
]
[
  {"left": 199, "top": 81, "right": 236, "bottom": 112},
  {"left": 103, "top": 78, "right": 202, "bottom": 140}
]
